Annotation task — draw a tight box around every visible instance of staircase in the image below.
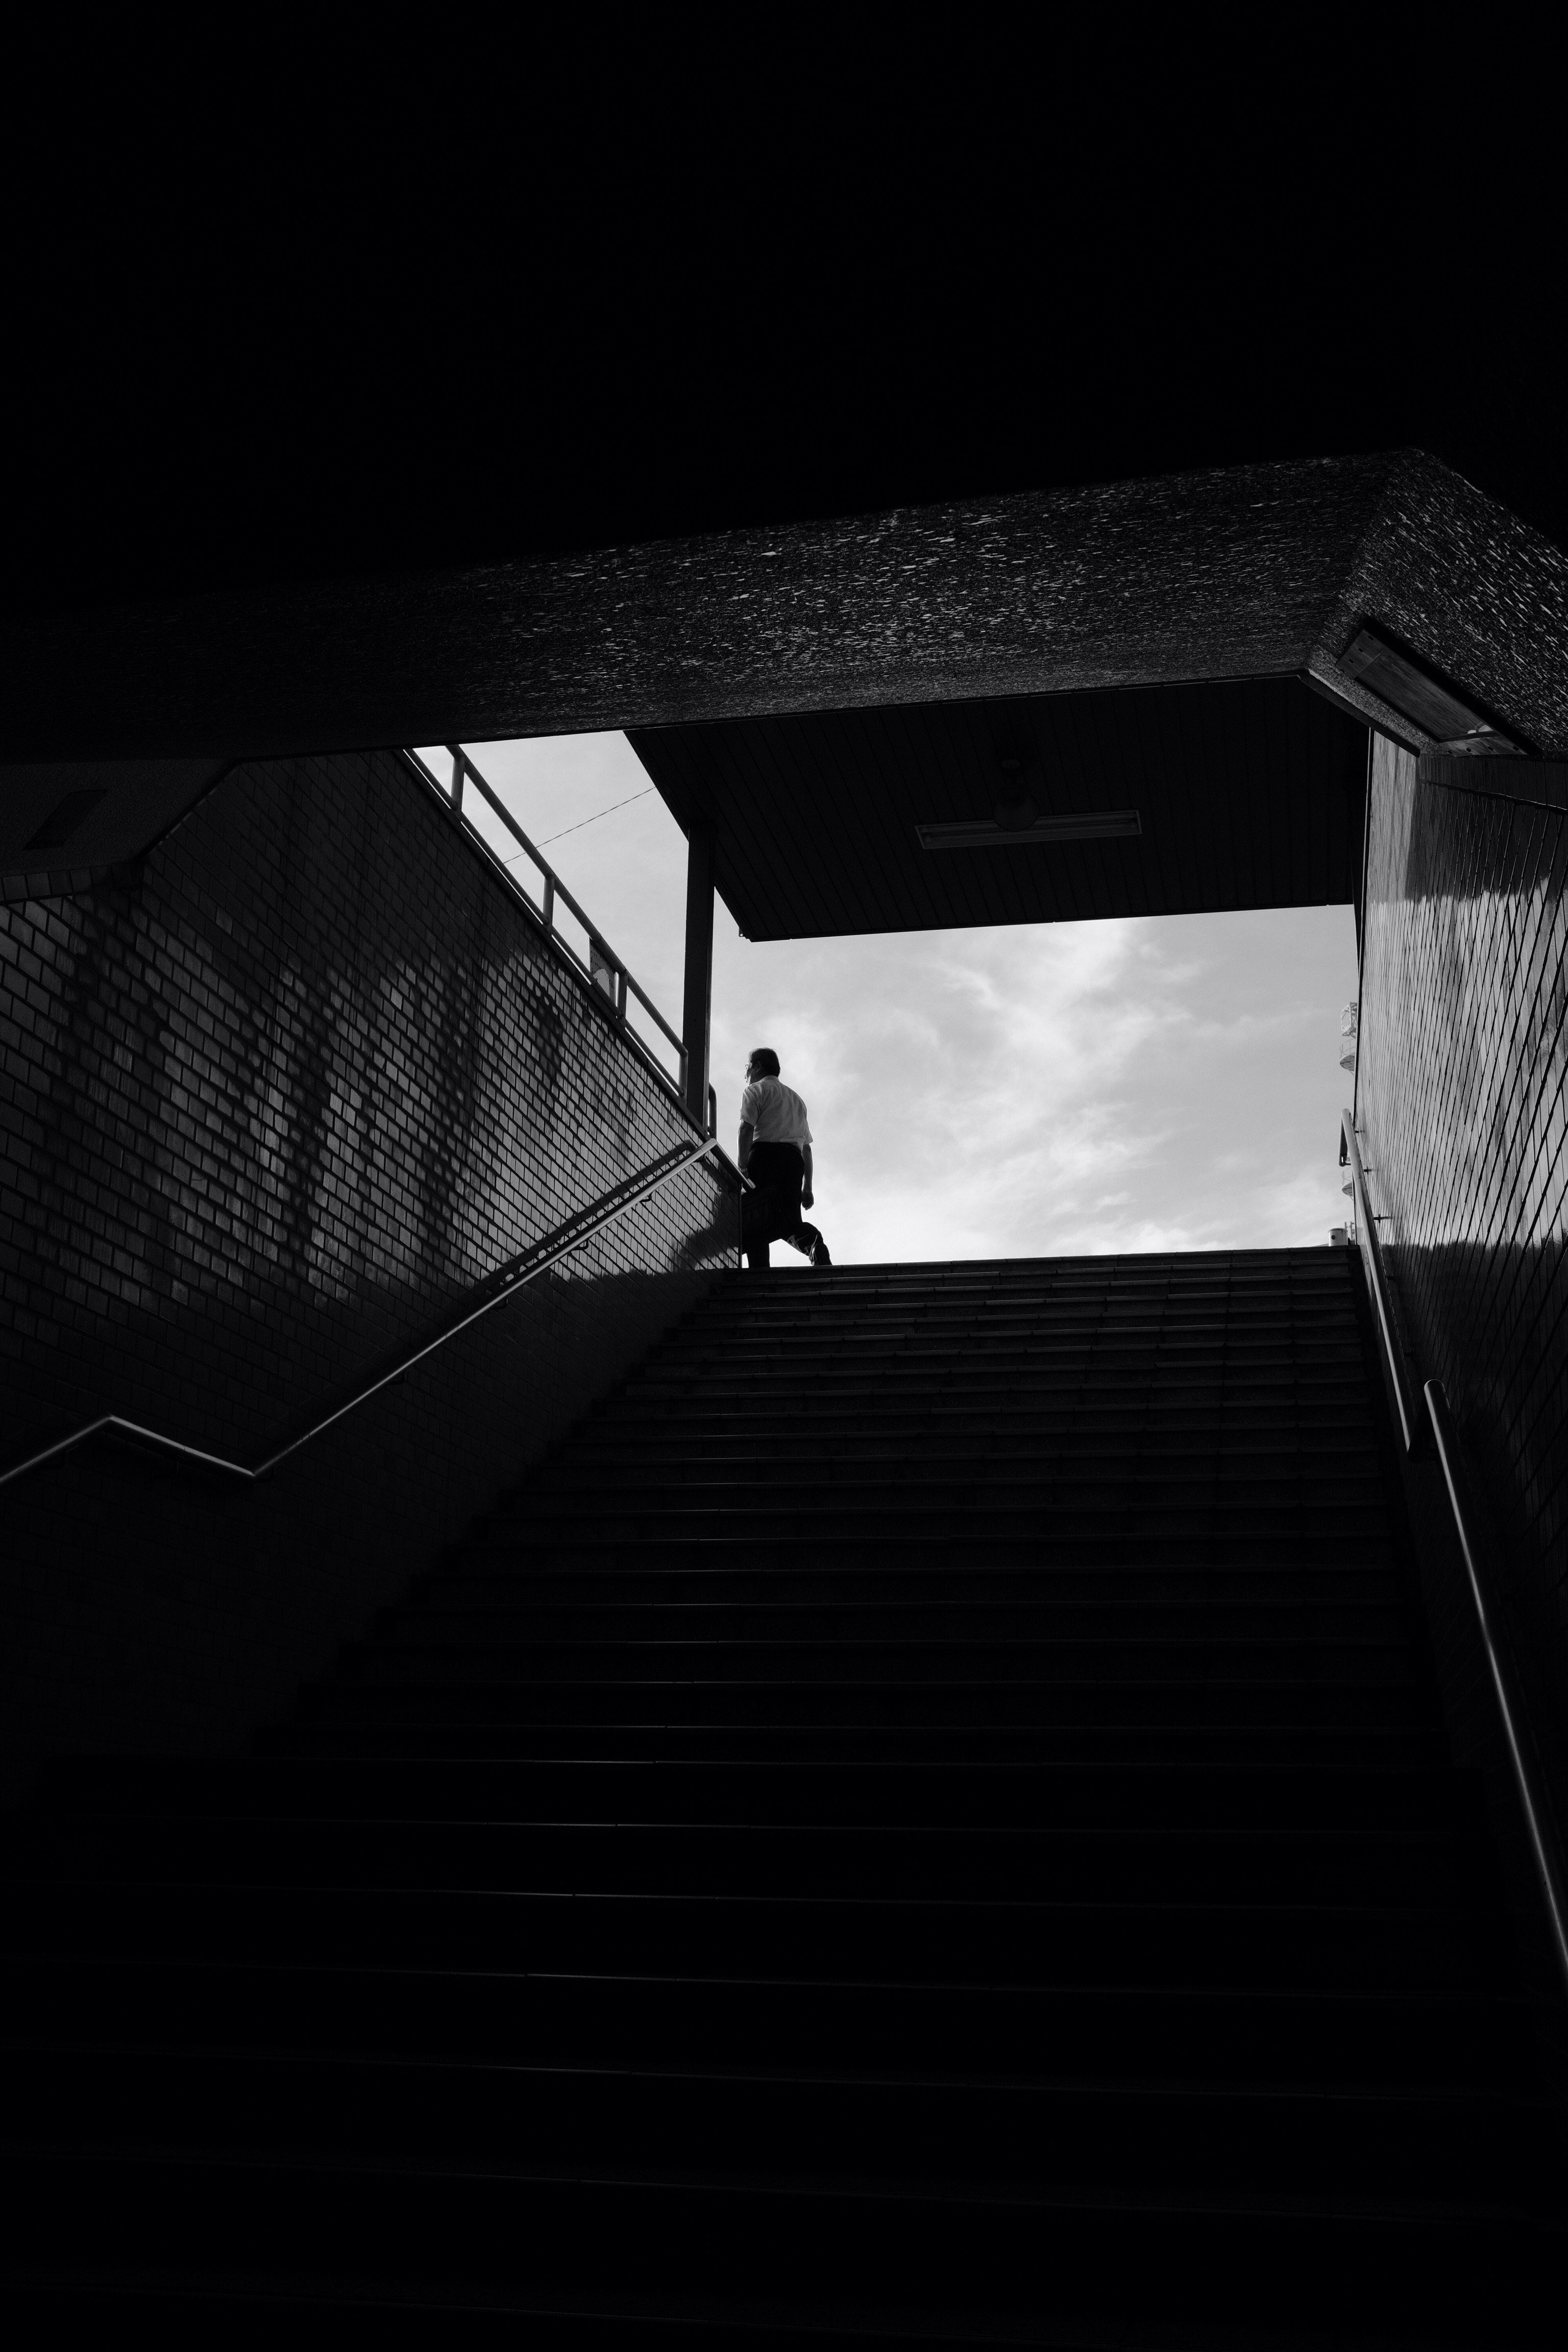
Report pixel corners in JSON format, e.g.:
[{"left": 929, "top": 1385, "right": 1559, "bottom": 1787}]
[{"left": 5, "top": 1248, "right": 1562, "bottom": 2340}]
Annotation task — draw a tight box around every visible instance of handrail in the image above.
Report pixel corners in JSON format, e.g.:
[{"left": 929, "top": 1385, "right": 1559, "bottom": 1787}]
[
  {"left": 1, "top": 1135, "right": 733, "bottom": 1493},
  {"left": 1340, "top": 1108, "right": 1419, "bottom": 1454},
  {"left": 1425, "top": 1378, "right": 1568, "bottom": 2006},
  {"left": 403, "top": 747, "right": 692, "bottom": 1097},
  {"left": 1341, "top": 1108, "right": 1568, "bottom": 2004}
]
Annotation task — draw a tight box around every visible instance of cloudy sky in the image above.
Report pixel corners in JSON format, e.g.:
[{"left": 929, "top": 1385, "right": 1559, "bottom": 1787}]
[{"left": 430, "top": 733, "right": 1360, "bottom": 1273}]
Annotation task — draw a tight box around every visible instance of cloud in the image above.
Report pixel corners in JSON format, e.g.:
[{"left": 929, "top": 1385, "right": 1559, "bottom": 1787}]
[
  {"left": 715, "top": 908, "right": 1357, "bottom": 1266},
  {"left": 459, "top": 732, "right": 1359, "bottom": 1269}
]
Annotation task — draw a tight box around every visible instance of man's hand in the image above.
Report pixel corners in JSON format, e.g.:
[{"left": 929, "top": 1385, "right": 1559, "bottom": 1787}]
[{"left": 801, "top": 1189, "right": 814, "bottom": 1211}]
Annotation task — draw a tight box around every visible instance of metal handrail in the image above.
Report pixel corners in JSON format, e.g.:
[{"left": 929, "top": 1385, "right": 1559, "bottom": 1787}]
[
  {"left": 1, "top": 1135, "right": 733, "bottom": 1492},
  {"left": 404, "top": 747, "right": 693, "bottom": 1098},
  {"left": 1340, "top": 1106, "right": 1568, "bottom": 2003},
  {"left": 1340, "top": 1108, "right": 1419, "bottom": 1454},
  {"left": 1425, "top": 1378, "right": 1568, "bottom": 2005}
]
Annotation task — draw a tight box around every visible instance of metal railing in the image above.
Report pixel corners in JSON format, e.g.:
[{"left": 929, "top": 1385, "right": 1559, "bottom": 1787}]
[
  {"left": 1426, "top": 1377, "right": 1568, "bottom": 2004},
  {"left": 1, "top": 1134, "right": 733, "bottom": 1492},
  {"left": 404, "top": 747, "right": 697, "bottom": 1110},
  {"left": 1339, "top": 1109, "right": 1418, "bottom": 1454},
  {"left": 1341, "top": 1107, "right": 1568, "bottom": 2005}
]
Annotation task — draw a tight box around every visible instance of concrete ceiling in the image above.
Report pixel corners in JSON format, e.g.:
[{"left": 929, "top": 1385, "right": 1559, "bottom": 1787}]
[
  {"left": 4, "top": 452, "right": 1564, "bottom": 915},
  {"left": 4, "top": 451, "right": 1565, "bottom": 766},
  {"left": 630, "top": 677, "right": 1366, "bottom": 943}
]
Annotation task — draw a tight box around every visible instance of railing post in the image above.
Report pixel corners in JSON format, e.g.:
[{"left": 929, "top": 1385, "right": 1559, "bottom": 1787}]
[
  {"left": 399, "top": 744, "right": 688, "bottom": 1115},
  {"left": 682, "top": 822, "right": 716, "bottom": 1131}
]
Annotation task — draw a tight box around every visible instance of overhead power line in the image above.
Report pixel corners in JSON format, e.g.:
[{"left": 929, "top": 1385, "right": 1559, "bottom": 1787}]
[{"left": 506, "top": 787, "right": 654, "bottom": 853}]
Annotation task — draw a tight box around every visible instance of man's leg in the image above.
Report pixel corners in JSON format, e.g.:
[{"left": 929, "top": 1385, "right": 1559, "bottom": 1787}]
[
  {"left": 768, "top": 1144, "right": 831, "bottom": 1266},
  {"left": 742, "top": 1186, "right": 771, "bottom": 1270},
  {"left": 744, "top": 1144, "right": 793, "bottom": 1271},
  {"left": 769, "top": 1145, "right": 807, "bottom": 1257}
]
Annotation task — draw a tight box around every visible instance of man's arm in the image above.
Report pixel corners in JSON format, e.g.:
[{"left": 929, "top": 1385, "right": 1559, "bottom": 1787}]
[
  {"left": 801, "top": 1143, "right": 813, "bottom": 1210},
  {"left": 738, "top": 1120, "right": 753, "bottom": 1173}
]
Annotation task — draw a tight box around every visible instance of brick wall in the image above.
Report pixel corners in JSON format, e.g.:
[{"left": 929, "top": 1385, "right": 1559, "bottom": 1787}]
[
  {"left": 1, "top": 749, "right": 737, "bottom": 1769},
  {"left": 1357, "top": 734, "right": 1568, "bottom": 1776}
]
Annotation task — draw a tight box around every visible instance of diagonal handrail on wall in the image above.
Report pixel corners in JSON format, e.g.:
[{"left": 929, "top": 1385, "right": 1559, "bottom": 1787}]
[
  {"left": 1342, "top": 1107, "right": 1568, "bottom": 2008},
  {"left": 1, "top": 1135, "right": 741, "bottom": 1493},
  {"left": 1424, "top": 1378, "right": 1568, "bottom": 2005},
  {"left": 1340, "top": 1109, "right": 1419, "bottom": 1455}
]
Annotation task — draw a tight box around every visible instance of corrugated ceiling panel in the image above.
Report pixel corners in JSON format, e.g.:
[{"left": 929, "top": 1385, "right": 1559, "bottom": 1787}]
[{"left": 630, "top": 677, "right": 1365, "bottom": 941}]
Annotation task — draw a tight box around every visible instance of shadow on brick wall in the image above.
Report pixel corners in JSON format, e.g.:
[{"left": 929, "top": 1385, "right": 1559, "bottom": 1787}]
[
  {"left": 1, "top": 748, "right": 737, "bottom": 1776},
  {"left": 3, "top": 1222, "right": 733, "bottom": 1773}
]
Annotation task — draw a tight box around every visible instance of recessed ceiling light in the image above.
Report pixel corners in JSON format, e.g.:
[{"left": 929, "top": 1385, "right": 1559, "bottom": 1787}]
[{"left": 917, "top": 809, "right": 1142, "bottom": 852}]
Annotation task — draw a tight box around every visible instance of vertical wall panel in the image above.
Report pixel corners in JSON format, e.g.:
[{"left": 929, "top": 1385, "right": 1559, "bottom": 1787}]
[{"left": 1358, "top": 738, "right": 1568, "bottom": 1733}]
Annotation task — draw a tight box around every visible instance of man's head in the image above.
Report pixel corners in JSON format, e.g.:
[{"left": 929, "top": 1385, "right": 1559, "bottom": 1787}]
[{"left": 746, "top": 1047, "right": 780, "bottom": 1083}]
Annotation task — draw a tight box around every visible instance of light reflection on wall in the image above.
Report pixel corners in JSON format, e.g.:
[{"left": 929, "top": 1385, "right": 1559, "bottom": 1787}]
[{"left": 1358, "top": 735, "right": 1568, "bottom": 1724}]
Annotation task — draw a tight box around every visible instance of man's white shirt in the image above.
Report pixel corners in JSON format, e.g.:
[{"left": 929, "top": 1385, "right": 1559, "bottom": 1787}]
[{"left": 740, "top": 1077, "right": 813, "bottom": 1148}]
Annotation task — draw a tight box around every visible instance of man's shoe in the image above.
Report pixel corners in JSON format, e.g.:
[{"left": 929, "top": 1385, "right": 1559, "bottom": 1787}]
[{"left": 810, "top": 1237, "right": 832, "bottom": 1267}]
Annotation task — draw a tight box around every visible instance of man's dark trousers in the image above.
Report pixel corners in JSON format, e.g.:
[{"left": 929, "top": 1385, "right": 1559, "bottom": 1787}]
[{"left": 744, "top": 1140, "right": 815, "bottom": 1270}]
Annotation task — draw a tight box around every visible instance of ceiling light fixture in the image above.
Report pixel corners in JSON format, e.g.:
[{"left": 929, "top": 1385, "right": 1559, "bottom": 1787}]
[{"left": 917, "top": 809, "right": 1142, "bottom": 852}]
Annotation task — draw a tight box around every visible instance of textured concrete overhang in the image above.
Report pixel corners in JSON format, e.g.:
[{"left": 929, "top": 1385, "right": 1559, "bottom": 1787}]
[
  {"left": 4, "top": 450, "right": 1566, "bottom": 769},
  {"left": 3, "top": 452, "right": 1564, "bottom": 939}
]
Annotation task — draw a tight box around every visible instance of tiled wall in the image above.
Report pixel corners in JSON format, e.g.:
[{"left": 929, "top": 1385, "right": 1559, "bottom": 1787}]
[
  {"left": 1, "top": 750, "right": 736, "bottom": 1765},
  {"left": 1, "top": 748, "right": 729, "bottom": 1460},
  {"left": 1357, "top": 736, "right": 1568, "bottom": 1740}
]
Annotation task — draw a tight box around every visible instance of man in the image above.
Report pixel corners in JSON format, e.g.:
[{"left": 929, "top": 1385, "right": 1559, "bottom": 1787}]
[{"left": 738, "top": 1048, "right": 832, "bottom": 1271}]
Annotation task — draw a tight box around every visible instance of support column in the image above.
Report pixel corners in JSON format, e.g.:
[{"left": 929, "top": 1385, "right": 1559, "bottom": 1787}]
[{"left": 681, "top": 824, "right": 716, "bottom": 1132}]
